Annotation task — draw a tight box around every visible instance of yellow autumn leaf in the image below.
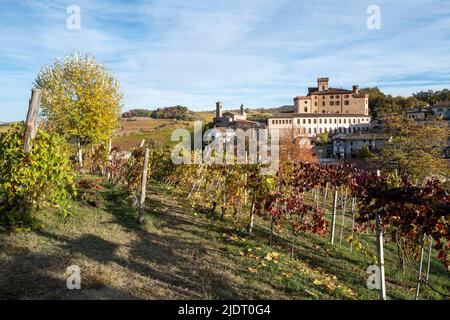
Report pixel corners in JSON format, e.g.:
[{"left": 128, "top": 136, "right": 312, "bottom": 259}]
[{"left": 313, "top": 279, "right": 323, "bottom": 285}]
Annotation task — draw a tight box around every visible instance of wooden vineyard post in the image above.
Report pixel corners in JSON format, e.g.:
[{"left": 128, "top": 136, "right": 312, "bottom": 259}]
[
  {"left": 426, "top": 236, "right": 433, "bottom": 281},
  {"left": 323, "top": 183, "right": 329, "bottom": 208},
  {"left": 415, "top": 234, "right": 426, "bottom": 300},
  {"left": 330, "top": 186, "right": 338, "bottom": 245},
  {"left": 247, "top": 192, "right": 256, "bottom": 235},
  {"left": 138, "top": 147, "right": 150, "bottom": 224},
  {"left": 375, "top": 170, "right": 387, "bottom": 300},
  {"left": 24, "top": 89, "right": 42, "bottom": 153},
  {"left": 339, "top": 188, "right": 348, "bottom": 248},
  {"left": 349, "top": 197, "right": 356, "bottom": 252}
]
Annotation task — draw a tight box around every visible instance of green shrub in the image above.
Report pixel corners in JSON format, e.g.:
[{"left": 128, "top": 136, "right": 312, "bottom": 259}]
[
  {"left": 0, "top": 123, "right": 76, "bottom": 227},
  {"left": 359, "top": 144, "right": 374, "bottom": 160}
]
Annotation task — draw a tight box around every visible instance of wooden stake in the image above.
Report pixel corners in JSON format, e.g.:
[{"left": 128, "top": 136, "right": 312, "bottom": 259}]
[
  {"left": 426, "top": 236, "right": 433, "bottom": 281},
  {"left": 415, "top": 234, "right": 426, "bottom": 300},
  {"left": 375, "top": 169, "right": 387, "bottom": 300},
  {"left": 138, "top": 147, "right": 150, "bottom": 224},
  {"left": 339, "top": 188, "right": 348, "bottom": 248},
  {"left": 323, "top": 183, "right": 329, "bottom": 208},
  {"left": 349, "top": 197, "right": 356, "bottom": 252},
  {"left": 330, "top": 186, "right": 338, "bottom": 245},
  {"left": 23, "top": 89, "right": 42, "bottom": 153}
]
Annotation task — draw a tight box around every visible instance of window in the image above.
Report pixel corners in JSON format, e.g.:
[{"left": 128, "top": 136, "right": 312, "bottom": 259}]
[
  {"left": 315, "top": 102, "right": 318, "bottom": 106},
  {"left": 308, "top": 119, "right": 311, "bottom": 124},
  {"left": 344, "top": 100, "right": 349, "bottom": 105},
  {"left": 304, "top": 107, "right": 308, "bottom": 112},
  {"left": 339, "top": 119, "right": 342, "bottom": 124},
  {"left": 314, "top": 128, "right": 317, "bottom": 133},
  {"left": 336, "top": 101, "right": 340, "bottom": 106},
  {"left": 313, "top": 119, "right": 317, "bottom": 124},
  {"left": 330, "top": 101, "right": 334, "bottom": 106},
  {"left": 343, "top": 119, "right": 346, "bottom": 123},
  {"left": 322, "top": 101, "right": 325, "bottom": 106},
  {"left": 319, "top": 119, "right": 322, "bottom": 124},
  {"left": 297, "top": 119, "right": 300, "bottom": 124},
  {"left": 324, "top": 119, "right": 327, "bottom": 124},
  {"left": 303, "top": 119, "right": 306, "bottom": 124},
  {"left": 345, "top": 95, "right": 349, "bottom": 98},
  {"left": 330, "top": 95, "right": 334, "bottom": 99},
  {"left": 289, "top": 119, "right": 292, "bottom": 124},
  {"left": 334, "top": 119, "right": 337, "bottom": 124},
  {"left": 308, "top": 128, "right": 311, "bottom": 134},
  {"left": 304, "top": 101, "right": 308, "bottom": 104},
  {"left": 319, "top": 128, "right": 322, "bottom": 133}
]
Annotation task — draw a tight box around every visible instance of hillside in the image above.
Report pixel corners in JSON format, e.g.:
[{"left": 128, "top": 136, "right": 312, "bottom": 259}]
[
  {"left": 0, "top": 175, "right": 448, "bottom": 299},
  {"left": 113, "top": 111, "right": 214, "bottom": 150}
]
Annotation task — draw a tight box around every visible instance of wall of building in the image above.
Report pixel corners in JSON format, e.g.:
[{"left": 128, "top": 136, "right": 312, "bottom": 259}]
[{"left": 268, "top": 115, "right": 371, "bottom": 137}]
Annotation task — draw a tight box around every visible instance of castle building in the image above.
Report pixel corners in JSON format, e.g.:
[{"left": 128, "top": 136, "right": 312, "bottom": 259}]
[{"left": 268, "top": 78, "right": 371, "bottom": 136}]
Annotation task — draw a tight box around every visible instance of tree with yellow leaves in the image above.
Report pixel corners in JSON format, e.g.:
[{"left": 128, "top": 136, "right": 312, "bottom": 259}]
[{"left": 35, "top": 51, "right": 122, "bottom": 167}]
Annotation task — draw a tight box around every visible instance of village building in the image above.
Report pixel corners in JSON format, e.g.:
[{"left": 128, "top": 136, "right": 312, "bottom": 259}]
[
  {"left": 332, "top": 133, "right": 392, "bottom": 159},
  {"left": 213, "top": 101, "right": 263, "bottom": 129},
  {"left": 267, "top": 77, "right": 371, "bottom": 137},
  {"left": 431, "top": 103, "right": 450, "bottom": 120},
  {"left": 404, "top": 102, "right": 450, "bottom": 121},
  {"left": 404, "top": 107, "right": 434, "bottom": 121}
]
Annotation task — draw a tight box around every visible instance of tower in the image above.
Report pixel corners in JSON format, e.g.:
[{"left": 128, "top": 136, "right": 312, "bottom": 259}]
[
  {"left": 240, "top": 104, "right": 245, "bottom": 115},
  {"left": 216, "top": 101, "right": 223, "bottom": 119},
  {"left": 317, "top": 77, "right": 329, "bottom": 92}
]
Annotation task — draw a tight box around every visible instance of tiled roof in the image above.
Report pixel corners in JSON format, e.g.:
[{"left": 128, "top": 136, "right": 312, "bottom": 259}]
[
  {"left": 308, "top": 88, "right": 354, "bottom": 95},
  {"left": 333, "top": 133, "right": 391, "bottom": 141},
  {"left": 294, "top": 96, "right": 310, "bottom": 100}
]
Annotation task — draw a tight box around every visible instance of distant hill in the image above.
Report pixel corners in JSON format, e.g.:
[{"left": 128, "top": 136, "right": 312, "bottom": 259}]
[
  {"left": 122, "top": 106, "right": 197, "bottom": 120},
  {"left": 253, "top": 105, "right": 295, "bottom": 114}
]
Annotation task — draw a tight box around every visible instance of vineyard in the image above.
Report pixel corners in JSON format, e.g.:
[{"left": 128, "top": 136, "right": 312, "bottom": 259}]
[
  {"left": 1, "top": 123, "right": 449, "bottom": 299},
  {"left": 90, "top": 139, "right": 449, "bottom": 300}
]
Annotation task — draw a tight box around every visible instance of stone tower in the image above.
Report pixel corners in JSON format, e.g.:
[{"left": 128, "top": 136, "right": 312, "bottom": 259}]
[
  {"left": 317, "top": 77, "right": 329, "bottom": 92},
  {"left": 216, "top": 101, "right": 223, "bottom": 118},
  {"left": 240, "top": 104, "right": 245, "bottom": 115}
]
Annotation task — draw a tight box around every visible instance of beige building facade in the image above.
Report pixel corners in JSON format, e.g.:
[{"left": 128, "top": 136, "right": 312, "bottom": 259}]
[{"left": 268, "top": 77, "right": 371, "bottom": 137}]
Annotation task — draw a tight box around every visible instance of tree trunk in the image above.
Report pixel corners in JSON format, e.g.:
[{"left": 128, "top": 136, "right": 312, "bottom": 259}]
[{"left": 77, "top": 140, "right": 84, "bottom": 168}]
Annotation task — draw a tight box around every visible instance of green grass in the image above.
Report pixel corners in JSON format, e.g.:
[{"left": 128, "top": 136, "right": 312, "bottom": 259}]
[{"left": 0, "top": 175, "right": 448, "bottom": 300}]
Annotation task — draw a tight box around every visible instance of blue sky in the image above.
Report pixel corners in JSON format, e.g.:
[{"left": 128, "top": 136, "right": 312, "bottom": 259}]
[{"left": 1, "top": 0, "right": 450, "bottom": 121}]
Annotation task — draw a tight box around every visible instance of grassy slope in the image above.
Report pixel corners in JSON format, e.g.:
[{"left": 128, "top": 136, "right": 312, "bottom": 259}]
[{"left": 0, "top": 176, "right": 448, "bottom": 300}]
